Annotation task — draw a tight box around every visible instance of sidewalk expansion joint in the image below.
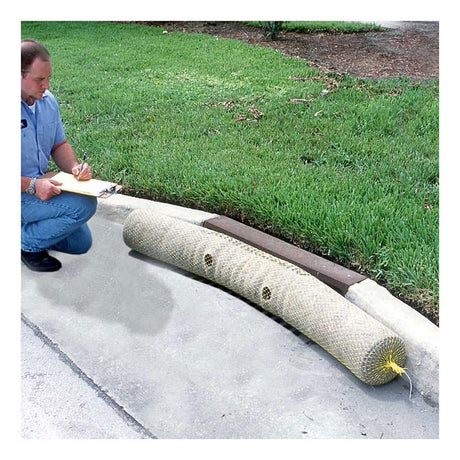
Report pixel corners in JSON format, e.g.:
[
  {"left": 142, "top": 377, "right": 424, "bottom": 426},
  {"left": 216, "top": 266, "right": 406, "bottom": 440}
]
[{"left": 21, "top": 313, "right": 157, "bottom": 439}]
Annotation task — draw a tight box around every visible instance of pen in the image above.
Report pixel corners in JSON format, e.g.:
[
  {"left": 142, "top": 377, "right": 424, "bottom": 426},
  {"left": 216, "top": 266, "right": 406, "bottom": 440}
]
[{"left": 78, "top": 152, "right": 88, "bottom": 177}]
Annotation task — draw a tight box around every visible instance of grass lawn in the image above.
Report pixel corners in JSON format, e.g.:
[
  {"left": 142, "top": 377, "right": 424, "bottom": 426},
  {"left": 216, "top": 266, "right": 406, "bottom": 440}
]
[{"left": 21, "top": 21, "right": 439, "bottom": 322}]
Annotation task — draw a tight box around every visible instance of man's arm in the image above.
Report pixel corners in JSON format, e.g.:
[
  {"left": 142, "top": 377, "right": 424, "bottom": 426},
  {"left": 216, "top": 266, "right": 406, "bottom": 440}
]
[
  {"left": 21, "top": 176, "right": 32, "bottom": 193},
  {"left": 51, "top": 141, "right": 92, "bottom": 180}
]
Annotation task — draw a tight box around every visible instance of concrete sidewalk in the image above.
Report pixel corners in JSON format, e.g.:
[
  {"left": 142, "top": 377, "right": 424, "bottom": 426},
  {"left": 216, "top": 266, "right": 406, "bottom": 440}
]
[{"left": 21, "top": 197, "right": 439, "bottom": 439}]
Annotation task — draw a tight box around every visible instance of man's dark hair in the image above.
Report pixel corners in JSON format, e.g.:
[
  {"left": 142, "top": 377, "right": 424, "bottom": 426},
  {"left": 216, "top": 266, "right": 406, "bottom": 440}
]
[{"left": 21, "top": 39, "right": 50, "bottom": 75}]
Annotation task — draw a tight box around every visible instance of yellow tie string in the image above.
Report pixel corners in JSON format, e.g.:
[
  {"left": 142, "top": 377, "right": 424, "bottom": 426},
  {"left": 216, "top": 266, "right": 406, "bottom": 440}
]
[{"left": 384, "top": 353, "right": 406, "bottom": 375}]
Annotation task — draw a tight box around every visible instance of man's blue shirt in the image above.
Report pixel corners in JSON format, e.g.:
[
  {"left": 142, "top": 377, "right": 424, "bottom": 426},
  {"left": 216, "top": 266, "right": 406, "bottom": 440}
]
[{"left": 21, "top": 90, "right": 66, "bottom": 177}]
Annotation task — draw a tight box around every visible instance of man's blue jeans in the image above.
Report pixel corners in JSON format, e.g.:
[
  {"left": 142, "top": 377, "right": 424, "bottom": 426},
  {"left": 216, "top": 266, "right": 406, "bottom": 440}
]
[{"left": 21, "top": 191, "right": 97, "bottom": 254}]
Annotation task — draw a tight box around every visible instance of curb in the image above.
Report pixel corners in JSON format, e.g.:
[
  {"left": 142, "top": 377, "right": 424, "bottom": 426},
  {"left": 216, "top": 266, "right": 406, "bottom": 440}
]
[
  {"left": 345, "top": 280, "right": 438, "bottom": 403},
  {"left": 96, "top": 194, "right": 439, "bottom": 403},
  {"left": 95, "top": 193, "right": 219, "bottom": 225}
]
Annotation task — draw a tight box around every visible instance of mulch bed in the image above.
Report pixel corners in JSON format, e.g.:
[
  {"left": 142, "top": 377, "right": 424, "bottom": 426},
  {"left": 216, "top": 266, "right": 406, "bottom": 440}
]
[{"left": 151, "top": 21, "right": 439, "bottom": 80}]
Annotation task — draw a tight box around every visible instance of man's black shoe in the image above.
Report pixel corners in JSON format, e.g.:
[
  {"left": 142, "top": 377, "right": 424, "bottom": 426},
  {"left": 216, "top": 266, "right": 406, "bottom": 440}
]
[{"left": 21, "top": 250, "right": 62, "bottom": 272}]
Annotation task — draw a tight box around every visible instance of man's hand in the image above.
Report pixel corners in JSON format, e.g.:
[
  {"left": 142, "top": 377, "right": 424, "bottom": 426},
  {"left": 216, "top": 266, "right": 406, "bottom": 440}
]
[
  {"left": 71, "top": 162, "right": 92, "bottom": 181},
  {"left": 35, "top": 178, "right": 63, "bottom": 201},
  {"left": 51, "top": 142, "right": 92, "bottom": 181}
]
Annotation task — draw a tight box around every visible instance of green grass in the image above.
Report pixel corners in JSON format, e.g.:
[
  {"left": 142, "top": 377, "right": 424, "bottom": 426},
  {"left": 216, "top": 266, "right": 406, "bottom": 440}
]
[{"left": 21, "top": 21, "right": 439, "bottom": 322}]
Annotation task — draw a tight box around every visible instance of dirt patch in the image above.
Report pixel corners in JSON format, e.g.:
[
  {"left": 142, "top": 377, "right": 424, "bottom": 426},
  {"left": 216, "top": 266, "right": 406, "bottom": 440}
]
[{"left": 153, "top": 21, "right": 438, "bottom": 80}]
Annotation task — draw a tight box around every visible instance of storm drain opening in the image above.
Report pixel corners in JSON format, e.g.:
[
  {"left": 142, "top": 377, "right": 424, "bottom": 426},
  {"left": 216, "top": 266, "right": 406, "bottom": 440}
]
[
  {"left": 262, "top": 286, "right": 272, "bottom": 301},
  {"left": 204, "top": 253, "right": 214, "bottom": 268}
]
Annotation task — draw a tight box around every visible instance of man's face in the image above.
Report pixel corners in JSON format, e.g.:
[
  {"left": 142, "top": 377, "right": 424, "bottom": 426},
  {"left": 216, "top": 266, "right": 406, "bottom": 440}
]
[{"left": 21, "top": 58, "right": 52, "bottom": 102}]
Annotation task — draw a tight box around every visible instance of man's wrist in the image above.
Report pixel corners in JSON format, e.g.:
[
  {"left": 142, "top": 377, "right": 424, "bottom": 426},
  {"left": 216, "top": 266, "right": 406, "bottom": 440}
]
[{"left": 25, "top": 177, "right": 37, "bottom": 195}]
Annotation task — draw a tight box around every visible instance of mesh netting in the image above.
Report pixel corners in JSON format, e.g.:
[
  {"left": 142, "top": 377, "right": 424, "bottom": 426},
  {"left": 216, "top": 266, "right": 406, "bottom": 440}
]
[{"left": 123, "top": 209, "right": 406, "bottom": 385}]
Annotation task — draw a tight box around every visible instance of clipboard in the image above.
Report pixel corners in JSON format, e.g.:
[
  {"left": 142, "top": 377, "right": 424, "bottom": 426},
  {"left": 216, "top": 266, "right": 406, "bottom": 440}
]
[{"left": 43, "top": 171, "right": 122, "bottom": 198}]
